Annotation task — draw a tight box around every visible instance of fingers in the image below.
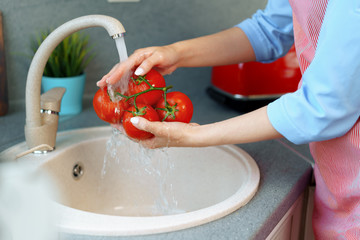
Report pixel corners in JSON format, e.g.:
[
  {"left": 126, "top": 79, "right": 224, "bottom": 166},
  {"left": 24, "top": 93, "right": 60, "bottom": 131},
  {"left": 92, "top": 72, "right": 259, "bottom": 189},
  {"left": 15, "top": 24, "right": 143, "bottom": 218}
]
[
  {"left": 100, "top": 46, "right": 177, "bottom": 87},
  {"left": 131, "top": 117, "right": 201, "bottom": 148},
  {"left": 130, "top": 117, "right": 174, "bottom": 149},
  {"left": 111, "top": 123, "right": 126, "bottom": 134},
  {"left": 133, "top": 53, "right": 159, "bottom": 77},
  {"left": 135, "top": 45, "right": 178, "bottom": 76},
  {"left": 111, "top": 123, "right": 145, "bottom": 144},
  {"left": 112, "top": 119, "right": 163, "bottom": 147},
  {"left": 100, "top": 49, "right": 154, "bottom": 87},
  {"left": 113, "top": 117, "right": 200, "bottom": 149},
  {"left": 97, "top": 63, "right": 120, "bottom": 87},
  {"left": 130, "top": 117, "right": 170, "bottom": 137},
  {"left": 106, "top": 60, "right": 134, "bottom": 85}
]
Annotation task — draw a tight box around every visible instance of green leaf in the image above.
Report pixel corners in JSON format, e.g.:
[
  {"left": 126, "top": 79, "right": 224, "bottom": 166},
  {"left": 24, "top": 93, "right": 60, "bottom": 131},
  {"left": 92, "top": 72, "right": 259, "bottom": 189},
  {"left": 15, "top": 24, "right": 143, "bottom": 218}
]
[{"left": 30, "top": 30, "right": 95, "bottom": 77}]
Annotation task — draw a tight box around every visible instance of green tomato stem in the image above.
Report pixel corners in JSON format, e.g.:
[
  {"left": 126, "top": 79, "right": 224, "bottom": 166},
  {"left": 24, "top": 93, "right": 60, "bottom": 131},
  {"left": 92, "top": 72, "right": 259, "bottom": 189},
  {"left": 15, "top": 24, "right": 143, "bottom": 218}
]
[
  {"left": 112, "top": 75, "right": 177, "bottom": 120},
  {"left": 115, "top": 85, "right": 173, "bottom": 101}
]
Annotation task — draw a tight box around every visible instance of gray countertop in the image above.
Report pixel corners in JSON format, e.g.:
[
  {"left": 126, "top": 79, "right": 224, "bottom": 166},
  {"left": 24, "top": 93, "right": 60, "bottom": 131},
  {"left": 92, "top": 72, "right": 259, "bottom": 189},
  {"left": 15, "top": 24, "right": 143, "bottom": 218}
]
[{"left": 0, "top": 89, "right": 313, "bottom": 239}]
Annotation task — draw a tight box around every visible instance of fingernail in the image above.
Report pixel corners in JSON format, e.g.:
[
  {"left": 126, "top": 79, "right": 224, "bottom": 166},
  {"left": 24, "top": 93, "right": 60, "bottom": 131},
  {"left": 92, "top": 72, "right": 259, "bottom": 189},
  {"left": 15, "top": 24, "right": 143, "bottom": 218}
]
[
  {"left": 130, "top": 117, "right": 139, "bottom": 125},
  {"left": 96, "top": 80, "right": 104, "bottom": 86},
  {"left": 134, "top": 67, "right": 144, "bottom": 76}
]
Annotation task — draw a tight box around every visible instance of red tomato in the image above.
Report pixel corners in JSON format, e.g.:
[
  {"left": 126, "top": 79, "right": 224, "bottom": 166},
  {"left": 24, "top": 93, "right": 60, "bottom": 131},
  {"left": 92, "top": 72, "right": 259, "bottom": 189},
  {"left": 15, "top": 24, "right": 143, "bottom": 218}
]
[
  {"left": 127, "top": 69, "right": 166, "bottom": 106},
  {"left": 155, "top": 91, "right": 193, "bottom": 123},
  {"left": 122, "top": 103, "right": 160, "bottom": 140},
  {"left": 93, "top": 87, "right": 129, "bottom": 124}
]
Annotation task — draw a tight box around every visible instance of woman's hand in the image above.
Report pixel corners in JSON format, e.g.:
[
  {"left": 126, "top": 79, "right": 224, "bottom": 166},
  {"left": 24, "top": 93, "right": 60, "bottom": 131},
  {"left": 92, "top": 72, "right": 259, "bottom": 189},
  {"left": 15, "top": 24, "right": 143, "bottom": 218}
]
[
  {"left": 112, "top": 117, "right": 200, "bottom": 149},
  {"left": 112, "top": 106, "right": 283, "bottom": 149},
  {"left": 97, "top": 28, "right": 256, "bottom": 88},
  {"left": 97, "top": 45, "right": 180, "bottom": 87}
]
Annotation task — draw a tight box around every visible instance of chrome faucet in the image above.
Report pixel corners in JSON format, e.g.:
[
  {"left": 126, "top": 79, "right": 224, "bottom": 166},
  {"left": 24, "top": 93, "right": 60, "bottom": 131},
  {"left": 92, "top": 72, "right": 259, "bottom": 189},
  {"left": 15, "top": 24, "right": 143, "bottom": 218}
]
[{"left": 25, "top": 15, "right": 126, "bottom": 151}]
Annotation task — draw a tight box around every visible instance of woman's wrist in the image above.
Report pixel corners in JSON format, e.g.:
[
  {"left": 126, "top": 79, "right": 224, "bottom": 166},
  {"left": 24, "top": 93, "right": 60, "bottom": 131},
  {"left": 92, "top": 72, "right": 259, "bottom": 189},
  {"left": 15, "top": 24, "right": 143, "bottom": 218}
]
[
  {"left": 168, "top": 41, "right": 189, "bottom": 68},
  {"left": 180, "top": 123, "right": 216, "bottom": 147},
  {"left": 183, "top": 107, "right": 283, "bottom": 147}
]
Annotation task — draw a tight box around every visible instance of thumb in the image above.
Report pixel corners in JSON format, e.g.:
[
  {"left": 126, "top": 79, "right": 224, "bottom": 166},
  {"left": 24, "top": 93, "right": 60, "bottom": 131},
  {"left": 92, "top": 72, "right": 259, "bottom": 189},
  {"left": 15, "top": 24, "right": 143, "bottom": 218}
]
[
  {"left": 130, "top": 117, "right": 149, "bottom": 131},
  {"left": 131, "top": 117, "right": 164, "bottom": 136},
  {"left": 134, "top": 55, "right": 158, "bottom": 76}
]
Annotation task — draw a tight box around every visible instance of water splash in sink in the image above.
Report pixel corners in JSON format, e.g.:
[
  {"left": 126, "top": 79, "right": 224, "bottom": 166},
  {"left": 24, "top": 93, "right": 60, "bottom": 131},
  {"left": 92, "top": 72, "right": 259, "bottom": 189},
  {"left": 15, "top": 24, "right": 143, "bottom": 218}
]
[
  {"left": 101, "top": 128, "right": 182, "bottom": 216},
  {"left": 102, "top": 38, "right": 182, "bottom": 216}
]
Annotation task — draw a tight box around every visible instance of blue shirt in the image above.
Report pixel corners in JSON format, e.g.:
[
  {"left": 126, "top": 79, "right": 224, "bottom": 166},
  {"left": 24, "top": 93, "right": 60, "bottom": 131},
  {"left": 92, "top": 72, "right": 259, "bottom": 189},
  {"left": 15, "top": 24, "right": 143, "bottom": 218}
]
[{"left": 236, "top": 0, "right": 360, "bottom": 144}]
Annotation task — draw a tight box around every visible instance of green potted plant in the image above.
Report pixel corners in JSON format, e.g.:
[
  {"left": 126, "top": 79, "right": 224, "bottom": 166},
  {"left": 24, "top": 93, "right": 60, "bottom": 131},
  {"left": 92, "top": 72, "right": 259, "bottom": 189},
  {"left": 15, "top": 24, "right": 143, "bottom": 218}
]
[{"left": 31, "top": 31, "right": 94, "bottom": 115}]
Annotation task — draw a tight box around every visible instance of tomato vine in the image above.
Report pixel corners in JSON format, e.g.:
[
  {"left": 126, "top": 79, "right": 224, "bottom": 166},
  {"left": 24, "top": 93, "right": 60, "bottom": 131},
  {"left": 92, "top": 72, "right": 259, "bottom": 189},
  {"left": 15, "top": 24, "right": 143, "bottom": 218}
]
[
  {"left": 94, "top": 69, "right": 193, "bottom": 140},
  {"left": 113, "top": 75, "right": 173, "bottom": 119}
]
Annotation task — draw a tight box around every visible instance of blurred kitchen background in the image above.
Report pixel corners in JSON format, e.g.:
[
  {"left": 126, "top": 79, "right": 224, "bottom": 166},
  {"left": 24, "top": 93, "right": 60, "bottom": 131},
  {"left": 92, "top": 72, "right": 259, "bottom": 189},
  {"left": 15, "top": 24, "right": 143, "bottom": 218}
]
[{"left": 1, "top": 0, "right": 266, "bottom": 109}]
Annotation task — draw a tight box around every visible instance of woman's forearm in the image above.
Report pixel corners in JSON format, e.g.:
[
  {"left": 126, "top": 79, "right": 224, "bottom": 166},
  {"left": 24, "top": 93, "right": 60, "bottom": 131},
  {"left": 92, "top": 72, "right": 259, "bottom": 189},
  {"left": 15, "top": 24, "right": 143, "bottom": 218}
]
[
  {"left": 100, "top": 27, "right": 256, "bottom": 86},
  {"left": 190, "top": 106, "right": 282, "bottom": 147},
  {"left": 123, "top": 106, "right": 282, "bottom": 148},
  {"left": 171, "top": 27, "right": 256, "bottom": 68}
]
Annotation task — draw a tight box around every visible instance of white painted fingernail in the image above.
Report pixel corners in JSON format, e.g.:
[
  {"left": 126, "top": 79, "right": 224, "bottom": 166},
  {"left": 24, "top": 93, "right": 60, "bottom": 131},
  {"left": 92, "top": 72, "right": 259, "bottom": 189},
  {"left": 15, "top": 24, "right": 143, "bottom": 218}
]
[
  {"left": 130, "top": 117, "right": 139, "bottom": 125},
  {"left": 134, "top": 67, "right": 144, "bottom": 76}
]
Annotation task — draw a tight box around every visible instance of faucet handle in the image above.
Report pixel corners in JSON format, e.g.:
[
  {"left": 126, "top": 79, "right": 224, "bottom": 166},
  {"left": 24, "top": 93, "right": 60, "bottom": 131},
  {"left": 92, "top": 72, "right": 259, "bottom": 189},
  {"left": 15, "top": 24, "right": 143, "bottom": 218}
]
[{"left": 40, "top": 87, "right": 66, "bottom": 113}]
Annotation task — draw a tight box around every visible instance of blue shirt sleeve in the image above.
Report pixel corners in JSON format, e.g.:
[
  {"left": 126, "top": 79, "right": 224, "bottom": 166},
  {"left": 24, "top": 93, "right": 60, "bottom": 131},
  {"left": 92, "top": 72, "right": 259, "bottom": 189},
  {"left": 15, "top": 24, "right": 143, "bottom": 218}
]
[
  {"left": 268, "top": 0, "right": 360, "bottom": 144},
  {"left": 235, "top": 0, "right": 294, "bottom": 62}
]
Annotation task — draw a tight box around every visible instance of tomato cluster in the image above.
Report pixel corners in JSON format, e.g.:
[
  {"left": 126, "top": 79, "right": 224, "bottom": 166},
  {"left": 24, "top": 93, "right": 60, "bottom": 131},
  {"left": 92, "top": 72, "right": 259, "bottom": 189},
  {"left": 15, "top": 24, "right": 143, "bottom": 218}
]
[{"left": 93, "top": 69, "right": 194, "bottom": 140}]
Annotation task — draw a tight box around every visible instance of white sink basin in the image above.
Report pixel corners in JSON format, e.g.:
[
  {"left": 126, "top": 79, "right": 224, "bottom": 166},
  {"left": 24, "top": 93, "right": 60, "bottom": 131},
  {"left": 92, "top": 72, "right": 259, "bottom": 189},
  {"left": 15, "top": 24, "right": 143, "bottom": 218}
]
[{"left": 0, "top": 126, "right": 260, "bottom": 236}]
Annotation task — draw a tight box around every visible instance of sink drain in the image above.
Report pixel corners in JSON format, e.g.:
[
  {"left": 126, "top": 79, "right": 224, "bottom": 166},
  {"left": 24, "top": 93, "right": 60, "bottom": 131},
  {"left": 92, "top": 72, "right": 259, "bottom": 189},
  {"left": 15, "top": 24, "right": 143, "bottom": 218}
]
[{"left": 72, "top": 162, "right": 84, "bottom": 180}]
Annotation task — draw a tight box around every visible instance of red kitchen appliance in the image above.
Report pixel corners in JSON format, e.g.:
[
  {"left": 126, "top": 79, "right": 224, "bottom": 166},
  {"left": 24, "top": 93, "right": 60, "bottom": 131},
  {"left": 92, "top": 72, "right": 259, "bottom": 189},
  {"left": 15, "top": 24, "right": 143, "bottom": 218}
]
[{"left": 207, "top": 46, "right": 302, "bottom": 112}]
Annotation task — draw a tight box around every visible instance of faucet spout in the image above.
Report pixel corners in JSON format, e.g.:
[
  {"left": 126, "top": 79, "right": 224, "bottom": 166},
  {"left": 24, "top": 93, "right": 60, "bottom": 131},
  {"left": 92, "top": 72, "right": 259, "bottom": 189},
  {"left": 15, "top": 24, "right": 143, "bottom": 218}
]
[{"left": 25, "top": 15, "right": 126, "bottom": 150}]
